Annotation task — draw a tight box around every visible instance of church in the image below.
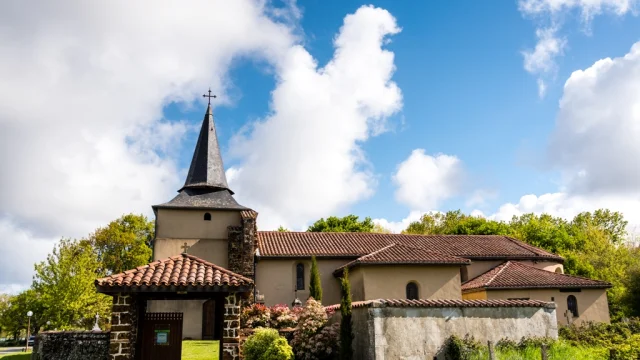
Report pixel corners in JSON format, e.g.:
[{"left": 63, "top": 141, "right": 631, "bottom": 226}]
[{"left": 96, "top": 103, "right": 612, "bottom": 359}]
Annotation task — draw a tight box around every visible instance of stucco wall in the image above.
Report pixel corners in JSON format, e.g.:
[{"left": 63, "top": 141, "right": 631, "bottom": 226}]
[
  {"left": 255, "top": 259, "right": 348, "bottom": 306},
  {"left": 352, "top": 304, "right": 558, "bottom": 360},
  {"left": 153, "top": 238, "right": 228, "bottom": 266},
  {"left": 156, "top": 209, "right": 241, "bottom": 239},
  {"left": 485, "top": 288, "right": 610, "bottom": 325},
  {"left": 147, "top": 300, "right": 206, "bottom": 340},
  {"left": 350, "top": 267, "right": 365, "bottom": 302},
  {"left": 360, "top": 266, "right": 462, "bottom": 300}
]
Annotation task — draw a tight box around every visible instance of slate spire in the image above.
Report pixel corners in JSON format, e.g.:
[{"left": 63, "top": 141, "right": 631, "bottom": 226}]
[{"left": 179, "top": 104, "right": 232, "bottom": 193}]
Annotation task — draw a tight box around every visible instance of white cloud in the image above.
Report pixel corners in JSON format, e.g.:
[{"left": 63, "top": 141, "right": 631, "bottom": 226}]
[
  {"left": 488, "top": 41, "right": 640, "bottom": 228},
  {"left": 0, "top": 0, "right": 299, "bottom": 290},
  {"left": 392, "top": 150, "right": 463, "bottom": 211},
  {"left": 227, "top": 6, "right": 403, "bottom": 230},
  {"left": 373, "top": 210, "right": 427, "bottom": 234},
  {"left": 518, "top": 0, "right": 638, "bottom": 96}
]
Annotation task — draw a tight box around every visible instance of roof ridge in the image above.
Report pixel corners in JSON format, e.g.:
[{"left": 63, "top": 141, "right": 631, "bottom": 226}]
[
  {"left": 484, "top": 261, "right": 511, "bottom": 287},
  {"left": 357, "top": 243, "right": 397, "bottom": 261},
  {"left": 510, "top": 261, "right": 610, "bottom": 284}
]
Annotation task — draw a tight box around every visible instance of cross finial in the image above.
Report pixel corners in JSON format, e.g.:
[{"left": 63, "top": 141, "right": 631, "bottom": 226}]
[
  {"left": 181, "top": 242, "right": 190, "bottom": 254},
  {"left": 202, "top": 88, "right": 216, "bottom": 105}
]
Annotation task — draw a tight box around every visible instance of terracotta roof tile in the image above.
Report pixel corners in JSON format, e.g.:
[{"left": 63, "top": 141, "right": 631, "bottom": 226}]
[
  {"left": 324, "top": 298, "right": 556, "bottom": 311},
  {"left": 461, "top": 261, "right": 611, "bottom": 292},
  {"left": 257, "top": 232, "right": 563, "bottom": 261},
  {"left": 335, "top": 243, "right": 470, "bottom": 273},
  {"left": 95, "top": 253, "right": 253, "bottom": 292}
]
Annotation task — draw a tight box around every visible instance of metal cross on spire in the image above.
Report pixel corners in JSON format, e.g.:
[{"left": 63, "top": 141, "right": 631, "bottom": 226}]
[{"left": 203, "top": 88, "right": 216, "bottom": 105}]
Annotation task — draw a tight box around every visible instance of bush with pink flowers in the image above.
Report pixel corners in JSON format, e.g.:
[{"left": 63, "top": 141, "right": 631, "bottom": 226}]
[
  {"left": 241, "top": 303, "right": 271, "bottom": 329},
  {"left": 291, "top": 298, "right": 340, "bottom": 360},
  {"left": 270, "top": 303, "right": 298, "bottom": 329}
]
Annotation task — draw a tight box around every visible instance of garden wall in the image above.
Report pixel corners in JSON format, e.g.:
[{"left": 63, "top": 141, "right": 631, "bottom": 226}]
[
  {"left": 31, "top": 331, "right": 110, "bottom": 360},
  {"left": 345, "top": 299, "right": 558, "bottom": 360}
]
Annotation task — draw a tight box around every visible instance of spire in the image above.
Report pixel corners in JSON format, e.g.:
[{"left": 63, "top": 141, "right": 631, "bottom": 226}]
[{"left": 179, "top": 103, "right": 232, "bottom": 193}]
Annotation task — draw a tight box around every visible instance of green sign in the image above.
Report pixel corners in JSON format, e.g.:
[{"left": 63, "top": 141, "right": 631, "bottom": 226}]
[{"left": 155, "top": 329, "right": 170, "bottom": 345}]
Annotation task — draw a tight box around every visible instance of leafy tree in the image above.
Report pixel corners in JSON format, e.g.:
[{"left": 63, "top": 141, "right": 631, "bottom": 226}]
[
  {"left": 0, "top": 290, "right": 44, "bottom": 339},
  {"left": 404, "top": 211, "right": 511, "bottom": 235},
  {"left": 277, "top": 226, "right": 289, "bottom": 232},
  {"left": 340, "top": 268, "right": 353, "bottom": 360},
  {"left": 309, "top": 256, "right": 322, "bottom": 302},
  {"left": 32, "top": 238, "right": 111, "bottom": 330},
  {"left": 308, "top": 215, "right": 374, "bottom": 232},
  {"left": 372, "top": 223, "right": 392, "bottom": 233},
  {"left": 0, "top": 294, "right": 9, "bottom": 337},
  {"left": 89, "top": 214, "right": 153, "bottom": 274}
]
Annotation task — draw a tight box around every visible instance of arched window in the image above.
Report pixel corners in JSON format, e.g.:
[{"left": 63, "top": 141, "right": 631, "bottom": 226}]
[
  {"left": 567, "top": 295, "right": 578, "bottom": 317},
  {"left": 406, "top": 282, "right": 419, "bottom": 300},
  {"left": 296, "top": 264, "right": 305, "bottom": 290},
  {"left": 555, "top": 267, "right": 563, "bottom": 274},
  {"left": 460, "top": 267, "right": 469, "bottom": 283},
  {"left": 204, "top": 213, "right": 211, "bottom": 221}
]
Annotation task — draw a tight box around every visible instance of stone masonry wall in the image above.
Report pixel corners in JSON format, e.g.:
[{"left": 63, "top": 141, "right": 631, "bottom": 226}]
[
  {"left": 223, "top": 293, "right": 241, "bottom": 360},
  {"left": 227, "top": 214, "right": 257, "bottom": 281},
  {"left": 109, "top": 294, "right": 139, "bottom": 360},
  {"left": 31, "top": 331, "right": 110, "bottom": 360}
]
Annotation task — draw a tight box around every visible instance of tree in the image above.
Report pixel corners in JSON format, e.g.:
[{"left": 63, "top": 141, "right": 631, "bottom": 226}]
[
  {"left": 308, "top": 215, "right": 375, "bottom": 232},
  {"left": 32, "top": 238, "right": 111, "bottom": 330},
  {"left": 277, "top": 226, "right": 289, "bottom": 232},
  {"left": 339, "top": 268, "right": 353, "bottom": 360},
  {"left": 0, "top": 290, "right": 44, "bottom": 339},
  {"left": 0, "top": 294, "right": 9, "bottom": 337},
  {"left": 89, "top": 214, "right": 153, "bottom": 275},
  {"left": 372, "top": 223, "right": 392, "bottom": 233},
  {"left": 309, "top": 256, "right": 322, "bottom": 302}
]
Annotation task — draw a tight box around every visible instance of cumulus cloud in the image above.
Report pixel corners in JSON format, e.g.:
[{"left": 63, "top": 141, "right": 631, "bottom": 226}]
[
  {"left": 227, "top": 6, "right": 403, "bottom": 230},
  {"left": 487, "top": 41, "right": 640, "bottom": 228},
  {"left": 373, "top": 210, "right": 427, "bottom": 234},
  {"left": 0, "top": 0, "right": 300, "bottom": 290},
  {"left": 518, "top": 0, "right": 638, "bottom": 96},
  {"left": 392, "top": 150, "right": 463, "bottom": 211}
]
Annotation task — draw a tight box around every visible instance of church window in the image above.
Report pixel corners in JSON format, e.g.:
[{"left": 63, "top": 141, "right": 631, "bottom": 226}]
[
  {"left": 204, "top": 212, "right": 212, "bottom": 221},
  {"left": 567, "top": 295, "right": 578, "bottom": 317},
  {"left": 406, "top": 282, "right": 419, "bottom": 300},
  {"left": 296, "top": 264, "right": 305, "bottom": 290}
]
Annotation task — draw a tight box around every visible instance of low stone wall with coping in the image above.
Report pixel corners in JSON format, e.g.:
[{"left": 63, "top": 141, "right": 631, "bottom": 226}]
[
  {"left": 31, "top": 331, "right": 110, "bottom": 360},
  {"left": 327, "top": 298, "right": 558, "bottom": 360}
]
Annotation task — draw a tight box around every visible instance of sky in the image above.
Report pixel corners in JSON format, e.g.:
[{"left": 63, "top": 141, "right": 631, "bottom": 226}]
[{"left": 1, "top": 0, "right": 640, "bottom": 292}]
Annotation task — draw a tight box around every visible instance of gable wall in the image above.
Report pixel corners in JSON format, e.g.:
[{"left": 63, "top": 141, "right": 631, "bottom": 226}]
[{"left": 485, "top": 288, "right": 610, "bottom": 325}]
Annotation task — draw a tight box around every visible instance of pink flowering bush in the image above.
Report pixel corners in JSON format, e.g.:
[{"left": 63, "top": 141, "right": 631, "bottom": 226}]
[
  {"left": 241, "top": 303, "right": 270, "bottom": 329},
  {"left": 270, "top": 303, "right": 298, "bottom": 329},
  {"left": 291, "top": 298, "right": 340, "bottom": 360}
]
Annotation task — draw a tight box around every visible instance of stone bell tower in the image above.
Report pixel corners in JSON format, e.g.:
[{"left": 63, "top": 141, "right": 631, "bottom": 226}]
[{"left": 151, "top": 102, "right": 257, "bottom": 281}]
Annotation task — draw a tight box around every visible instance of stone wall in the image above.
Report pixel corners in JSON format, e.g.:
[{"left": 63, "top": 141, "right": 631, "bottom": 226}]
[
  {"left": 347, "top": 299, "right": 558, "bottom": 360},
  {"left": 109, "top": 293, "right": 140, "bottom": 360},
  {"left": 223, "top": 293, "right": 241, "bottom": 360},
  {"left": 227, "top": 210, "right": 257, "bottom": 282},
  {"left": 31, "top": 331, "right": 110, "bottom": 360}
]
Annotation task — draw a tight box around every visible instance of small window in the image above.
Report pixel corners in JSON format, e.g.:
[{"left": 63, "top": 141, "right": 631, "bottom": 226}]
[
  {"left": 406, "top": 282, "right": 419, "bottom": 300},
  {"left": 204, "top": 213, "right": 211, "bottom": 221},
  {"left": 296, "top": 264, "right": 305, "bottom": 290},
  {"left": 567, "top": 295, "right": 578, "bottom": 317},
  {"left": 555, "top": 267, "right": 563, "bottom": 274}
]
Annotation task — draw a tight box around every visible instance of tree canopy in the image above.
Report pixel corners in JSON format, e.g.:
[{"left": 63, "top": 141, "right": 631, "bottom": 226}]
[
  {"left": 404, "top": 209, "right": 640, "bottom": 320},
  {"left": 307, "top": 215, "right": 375, "bottom": 232}
]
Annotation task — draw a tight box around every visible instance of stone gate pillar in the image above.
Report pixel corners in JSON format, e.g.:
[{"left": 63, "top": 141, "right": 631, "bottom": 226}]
[
  {"left": 109, "top": 293, "right": 139, "bottom": 360},
  {"left": 222, "top": 293, "right": 241, "bottom": 360}
]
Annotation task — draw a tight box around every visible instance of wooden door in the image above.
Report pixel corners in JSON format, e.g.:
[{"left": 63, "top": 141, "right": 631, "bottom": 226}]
[
  {"left": 141, "top": 312, "right": 183, "bottom": 360},
  {"left": 202, "top": 299, "right": 215, "bottom": 340}
]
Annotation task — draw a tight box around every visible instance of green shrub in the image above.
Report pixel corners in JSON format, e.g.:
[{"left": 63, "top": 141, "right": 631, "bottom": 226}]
[
  {"left": 559, "top": 318, "right": 640, "bottom": 359},
  {"left": 244, "top": 328, "right": 293, "bottom": 360},
  {"left": 241, "top": 303, "right": 270, "bottom": 328},
  {"left": 309, "top": 256, "right": 323, "bottom": 302},
  {"left": 339, "top": 268, "right": 353, "bottom": 360},
  {"left": 262, "top": 337, "right": 294, "bottom": 360},
  {"left": 444, "top": 335, "right": 481, "bottom": 360}
]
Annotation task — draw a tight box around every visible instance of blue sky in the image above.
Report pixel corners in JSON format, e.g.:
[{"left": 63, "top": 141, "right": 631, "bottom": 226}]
[
  {"left": 1, "top": 0, "right": 640, "bottom": 290},
  {"left": 165, "top": 1, "right": 640, "bottom": 228}
]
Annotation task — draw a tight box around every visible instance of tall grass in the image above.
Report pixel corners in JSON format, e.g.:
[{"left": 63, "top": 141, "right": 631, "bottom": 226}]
[{"left": 467, "top": 341, "right": 607, "bottom": 360}]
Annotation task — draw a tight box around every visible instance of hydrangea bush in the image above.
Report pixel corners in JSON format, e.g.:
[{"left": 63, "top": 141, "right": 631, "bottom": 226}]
[
  {"left": 270, "top": 303, "right": 298, "bottom": 329},
  {"left": 291, "top": 298, "right": 340, "bottom": 360}
]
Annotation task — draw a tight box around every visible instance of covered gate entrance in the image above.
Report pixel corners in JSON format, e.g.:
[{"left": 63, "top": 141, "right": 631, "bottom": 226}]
[{"left": 96, "top": 253, "right": 253, "bottom": 360}]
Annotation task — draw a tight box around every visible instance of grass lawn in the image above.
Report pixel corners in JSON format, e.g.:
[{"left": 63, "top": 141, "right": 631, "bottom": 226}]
[
  {"left": 469, "top": 341, "right": 608, "bottom": 360},
  {"left": 182, "top": 340, "right": 219, "bottom": 360},
  {"left": 0, "top": 353, "right": 31, "bottom": 360}
]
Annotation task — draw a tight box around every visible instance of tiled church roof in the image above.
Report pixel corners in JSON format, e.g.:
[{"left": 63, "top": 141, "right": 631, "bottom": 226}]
[
  {"left": 335, "top": 243, "right": 470, "bottom": 273},
  {"left": 461, "top": 261, "right": 611, "bottom": 293},
  {"left": 95, "top": 253, "right": 253, "bottom": 293},
  {"left": 257, "top": 232, "right": 563, "bottom": 261}
]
